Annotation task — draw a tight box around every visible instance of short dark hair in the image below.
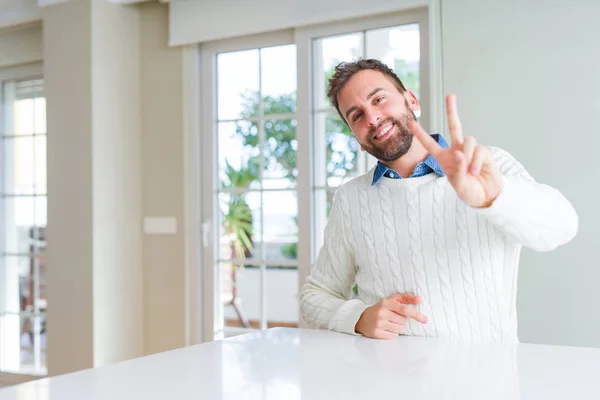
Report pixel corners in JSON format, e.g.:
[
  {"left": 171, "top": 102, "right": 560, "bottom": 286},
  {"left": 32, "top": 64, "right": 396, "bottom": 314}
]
[{"left": 327, "top": 58, "right": 407, "bottom": 124}]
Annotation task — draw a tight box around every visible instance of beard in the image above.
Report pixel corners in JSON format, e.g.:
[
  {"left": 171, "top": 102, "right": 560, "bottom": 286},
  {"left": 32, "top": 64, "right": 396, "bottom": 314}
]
[{"left": 358, "top": 105, "right": 417, "bottom": 162}]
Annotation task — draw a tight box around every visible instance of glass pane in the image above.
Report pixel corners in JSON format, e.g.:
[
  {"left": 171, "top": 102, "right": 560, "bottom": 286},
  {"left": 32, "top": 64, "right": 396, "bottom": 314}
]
[
  {"left": 13, "top": 99, "right": 34, "bottom": 136},
  {"left": 34, "top": 98, "right": 46, "bottom": 134},
  {"left": 28, "top": 226, "right": 47, "bottom": 310},
  {"left": 218, "top": 192, "right": 261, "bottom": 264},
  {"left": 313, "top": 111, "right": 362, "bottom": 188},
  {"left": 0, "top": 255, "right": 46, "bottom": 314},
  {"left": 263, "top": 119, "right": 297, "bottom": 189},
  {"left": 266, "top": 267, "right": 299, "bottom": 327},
  {"left": 218, "top": 121, "right": 260, "bottom": 190},
  {"left": 3, "top": 197, "right": 36, "bottom": 255},
  {"left": 220, "top": 261, "right": 261, "bottom": 330},
  {"left": 0, "top": 313, "right": 47, "bottom": 374},
  {"left": 3, "top": 136, "right": 35, "bottom": 195},
  {"left": 263, "top": 191, "right": 297, "bottom": 262},
  {"left": 366, "top": 24, "right": 420, "bottom": 100},
  {"left": 0, "top": 256, "right": 29, "bottom": 313},
  {"left": 313, "top": 32, "right": 363, "bottom": 110},
  {"left": 33, "top": 197, "right": 47, "bottom": 235},
  {"left": 217, "top": 49, "right": 260, "bottom": 120},
  {"left": 20, "top": 314, "right": 47, "bottom": 374},
  {"left": 35, "top": 135, "right": 47, "bottom": 195},
  {"left": 261, "top": 45, "right": 297, "bottom": 115}
]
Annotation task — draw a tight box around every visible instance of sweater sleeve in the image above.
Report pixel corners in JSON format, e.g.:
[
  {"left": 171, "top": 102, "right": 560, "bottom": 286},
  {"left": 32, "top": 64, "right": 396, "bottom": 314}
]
[
  {"left": 474, "top": 146, "right": 578, "bottom": 251},
  {"left": 299, "top": 188, "right": 369, "bottom": 335}
]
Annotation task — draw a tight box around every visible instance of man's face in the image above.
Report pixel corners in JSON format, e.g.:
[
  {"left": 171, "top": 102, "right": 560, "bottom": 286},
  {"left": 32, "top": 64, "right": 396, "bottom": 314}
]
[{"left": 337, "top": 69, "right": 419, "bottom": 162}]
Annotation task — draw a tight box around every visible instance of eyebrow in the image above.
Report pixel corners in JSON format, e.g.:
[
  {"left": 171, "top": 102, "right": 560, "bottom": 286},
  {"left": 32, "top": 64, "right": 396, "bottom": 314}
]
[{"left": 344, "top": 87, "right": 385, "bottom": 121}]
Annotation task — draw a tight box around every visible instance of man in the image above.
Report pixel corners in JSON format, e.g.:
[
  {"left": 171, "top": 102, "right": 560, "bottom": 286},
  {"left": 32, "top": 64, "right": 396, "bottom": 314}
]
[{"left": 299, "top": 59, "right": 578, "bottom": 342}]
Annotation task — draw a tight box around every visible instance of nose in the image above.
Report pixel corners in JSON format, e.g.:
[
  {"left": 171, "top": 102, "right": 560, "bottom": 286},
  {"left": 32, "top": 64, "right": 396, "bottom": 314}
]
[{"left": 365, "top": 107, "right": 382, "bottom": 127}]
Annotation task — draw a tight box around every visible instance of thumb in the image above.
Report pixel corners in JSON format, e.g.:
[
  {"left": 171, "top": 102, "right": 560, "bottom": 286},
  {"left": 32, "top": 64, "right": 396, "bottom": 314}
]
[{"left": 390, "top": 293, "right": 422, "bottom": 305}]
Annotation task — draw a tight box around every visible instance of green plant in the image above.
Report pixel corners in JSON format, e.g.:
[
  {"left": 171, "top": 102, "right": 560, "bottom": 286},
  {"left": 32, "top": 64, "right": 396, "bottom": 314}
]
[
  {"left": 221, "top": 160, "right": 258, "bottom": 329},
  {"left": 222, "top": 158, "right": 259, "bottom": 189},
  {"left": 222, "top": 159, "right": 258, "bottom": 260},
  {"left": 281, "top": 242, "right": 297, "bottom": 259},
  {"left": 236, "top": 90, "right": 359, "bottom": 185},
  {"left": 223, "top": 196, "right": 254, "bottom": 260}
]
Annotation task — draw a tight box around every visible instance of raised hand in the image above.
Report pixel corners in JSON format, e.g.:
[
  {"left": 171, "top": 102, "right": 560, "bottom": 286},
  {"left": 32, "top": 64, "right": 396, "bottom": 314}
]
[
  {"left": 409, "top": 95, "right": 504, "bottom": 208},
  {"left": 355, "top": 293, "right": 428, "bottom": 339}
]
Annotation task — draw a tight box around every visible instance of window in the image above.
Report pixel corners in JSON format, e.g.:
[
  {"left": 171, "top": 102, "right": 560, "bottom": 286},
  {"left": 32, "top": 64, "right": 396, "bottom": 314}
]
[
  {"left": 199, "top": 10, "right": 428, "bottom": 341},
  {"left": 205, "top": 38, "right": 299, "bottom": 338},
  {"left": 0, "top": 78, "right": 47, "bottom": 375}
]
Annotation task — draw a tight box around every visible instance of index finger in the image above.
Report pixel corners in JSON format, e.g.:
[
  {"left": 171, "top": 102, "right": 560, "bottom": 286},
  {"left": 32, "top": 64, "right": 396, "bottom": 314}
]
[
  {"left": 446, "top": 94, "right": 464, "bottom": 145},
  {"left": 389, "top": 293, "right": 422, "bottom": 305},
  {"left": 387, "top": 301, "right": 428, "bottom": 324},
  {"left": 409, "top": 120, "right": 443, "bottom": 157}
]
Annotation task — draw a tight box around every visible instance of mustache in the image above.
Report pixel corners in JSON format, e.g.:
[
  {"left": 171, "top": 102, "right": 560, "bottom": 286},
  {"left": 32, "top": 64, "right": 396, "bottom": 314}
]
[
  {"left": 368, "top": 118, "right": 396, "bottom": 139},
  {"left": 367, "top": 112, "right": 417, "bottom": 140}
]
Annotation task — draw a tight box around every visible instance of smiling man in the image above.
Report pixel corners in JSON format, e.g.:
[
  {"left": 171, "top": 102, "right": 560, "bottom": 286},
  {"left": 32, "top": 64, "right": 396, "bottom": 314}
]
[{"left": 299, "top": 59, "right": 578, "bottom": 342}]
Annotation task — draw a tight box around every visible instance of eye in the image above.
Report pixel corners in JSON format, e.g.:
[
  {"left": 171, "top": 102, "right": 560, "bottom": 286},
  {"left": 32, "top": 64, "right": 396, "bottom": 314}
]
[
  {"left": 375, "top": 96, "right": 384, "bottom": 104},
  {"left": 352, "top": 111, "right": 363, "bottom": 122}
]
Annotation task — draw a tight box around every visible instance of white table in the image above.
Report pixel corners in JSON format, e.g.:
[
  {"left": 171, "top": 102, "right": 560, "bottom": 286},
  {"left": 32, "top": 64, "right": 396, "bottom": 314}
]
[{"left": 2, "top": 328, "right": 600, "bottom": 399}]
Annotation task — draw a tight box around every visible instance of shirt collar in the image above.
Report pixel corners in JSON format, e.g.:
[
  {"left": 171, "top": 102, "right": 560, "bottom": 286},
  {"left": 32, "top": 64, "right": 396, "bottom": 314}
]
[{"left": 371, "top": 133, "right": 448, "bottom": 186}]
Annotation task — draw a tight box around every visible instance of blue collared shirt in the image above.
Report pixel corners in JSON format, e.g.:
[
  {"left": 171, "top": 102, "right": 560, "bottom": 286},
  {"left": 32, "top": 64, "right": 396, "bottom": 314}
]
[{"left": 372, "top": 134, "right": 448, "bottom": 186}]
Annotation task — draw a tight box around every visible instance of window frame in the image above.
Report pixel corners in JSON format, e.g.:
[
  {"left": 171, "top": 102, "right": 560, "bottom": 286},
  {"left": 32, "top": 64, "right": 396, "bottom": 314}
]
[
  {"left": 195, "top": 8, "right": 434, "bottom": 341},
  {"left": 0, "top": 62, "right": 47, "bottom": 377},
  {"left": 199, "top": 30, "right": 297, "bottom": 341}
]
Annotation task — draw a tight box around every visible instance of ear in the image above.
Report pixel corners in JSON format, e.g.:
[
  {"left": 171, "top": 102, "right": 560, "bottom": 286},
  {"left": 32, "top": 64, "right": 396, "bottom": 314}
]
[{"left": 404, "top": 89, "right": 421, "bottom": 113}]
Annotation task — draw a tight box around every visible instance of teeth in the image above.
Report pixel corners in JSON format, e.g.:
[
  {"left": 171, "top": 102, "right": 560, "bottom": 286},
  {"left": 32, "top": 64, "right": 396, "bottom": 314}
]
[{"left": 375, "top": 124, "right": 393, "bottom": 139}]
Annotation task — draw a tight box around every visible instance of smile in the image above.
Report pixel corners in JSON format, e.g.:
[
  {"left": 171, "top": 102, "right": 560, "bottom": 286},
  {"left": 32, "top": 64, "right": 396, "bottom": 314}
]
[{"left": 373, "top": 123, "right": 395, "bottom": 141}]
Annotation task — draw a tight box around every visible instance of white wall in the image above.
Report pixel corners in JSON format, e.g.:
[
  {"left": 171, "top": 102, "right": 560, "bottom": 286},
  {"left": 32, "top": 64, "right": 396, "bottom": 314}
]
[
  {"left": 169, "top": 0, "right": 426, "bottom": 45},
  {"left": 0, "top": 0, "right": 42, "bottom": 30},
  {"left": 140, "top": 1, "right": 187, "bottom": 356},
  {"left": 441, "top": 0, "right": 600, "bottom": 347},
  {"left": 0, "top": 23, "right": 43, "bottom": 69},
  {"left": 44, "top": 0, "right": 145, "bottom": 375},
  {"left": 91, "top": 0, "right": 143, "bottom": 367},
  {"left": 1, "top": 0, "right": 185, "bottom": 376},
  {"left": 44, "top": 1, "right": 188, "bottom": 372},
  {"left": 44, "top": 0, "right": 95, "bottom": 375}
]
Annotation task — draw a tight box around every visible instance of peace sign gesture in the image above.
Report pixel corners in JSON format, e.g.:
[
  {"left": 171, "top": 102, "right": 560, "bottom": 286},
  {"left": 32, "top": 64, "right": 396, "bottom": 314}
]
[{"left": 409, "top": 95, "right": 504, "bottom": 208}]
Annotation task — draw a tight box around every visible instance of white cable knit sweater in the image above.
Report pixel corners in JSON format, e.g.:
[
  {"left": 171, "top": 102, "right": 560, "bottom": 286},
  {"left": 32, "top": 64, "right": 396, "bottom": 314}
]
[{"left": 300, "top": 146, "right": 578, "bottom": 342}]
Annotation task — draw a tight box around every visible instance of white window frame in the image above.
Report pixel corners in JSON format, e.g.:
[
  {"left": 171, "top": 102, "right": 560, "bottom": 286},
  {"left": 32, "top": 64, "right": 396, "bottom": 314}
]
[
  {"left": 0, "top": 62, "right": 47, "bottom": 380},
  {"left": 185, "top": 7, "right": 443, "bottom": 342},
  {"left": 198, "top": 30, "right": 296, "bottom": 342}
]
